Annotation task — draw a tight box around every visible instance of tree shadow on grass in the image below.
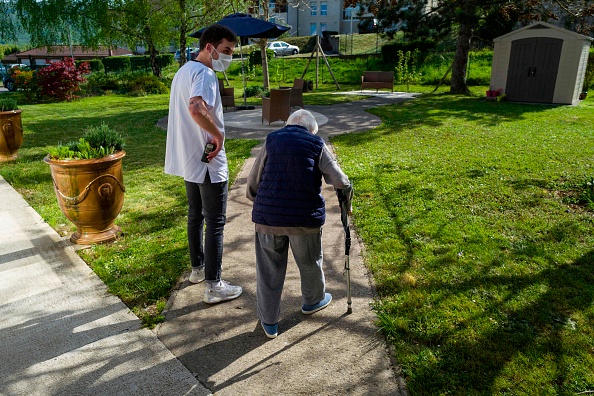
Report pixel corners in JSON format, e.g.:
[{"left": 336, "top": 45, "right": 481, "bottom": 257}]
[
  {"left": 351, "top": 135, "right": 594, "bottom": 392},
  {"left": 332, "top": 94, "right": 560, "bottom": 148},
  {"left": 401, "top": 250, "right": 594, "bottom": 394}
]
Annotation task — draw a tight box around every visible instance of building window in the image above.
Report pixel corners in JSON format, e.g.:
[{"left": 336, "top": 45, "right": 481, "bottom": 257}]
[
  {"left": 269, "top": 0, "right": 275, "bottom": 10},
  {"left": 320, "top": 2, "right": 327, "bottom": 16},
  {"left": 310, "top": 2, "right": 317, "bottom": 16},
  {"left": 320, "top": 23, "right": 327, "bottom": 32},
  {"left": 310, "top": 23, "right": 317, "bottom": 35}
]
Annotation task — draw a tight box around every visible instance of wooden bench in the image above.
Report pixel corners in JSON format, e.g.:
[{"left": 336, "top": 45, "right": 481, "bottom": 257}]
[{"left": 361, "top": 71, "right": 394, "bottom": 92}]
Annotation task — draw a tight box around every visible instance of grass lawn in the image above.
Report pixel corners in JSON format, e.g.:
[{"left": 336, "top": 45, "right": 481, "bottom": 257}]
[
  {"left": 3, "top": 79, "right": 594, "bottom": 393},
  {"left": 331, "top": 91, "right": 594, "bottom": 394},
  {"left": 0, "top": 94, "right": 259, "bottom": 326}
]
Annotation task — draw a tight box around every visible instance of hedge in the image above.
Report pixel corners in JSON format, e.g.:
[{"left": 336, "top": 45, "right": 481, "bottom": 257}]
[
  {"left": 75, "top": 59, "right": 104, "bottom": 72},
  {"left": 381, "top": 41, "right": 436, "bottom": 63},
  {"left": 103, "top": 56, "right": 132, "bottom": 73},
  {"left": 248, "top": 48, "right": 275, "bottom": 67}
]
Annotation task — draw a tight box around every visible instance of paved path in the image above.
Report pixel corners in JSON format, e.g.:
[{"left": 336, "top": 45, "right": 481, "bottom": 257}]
[
  {"left": 156, "top": 95, "right": 413, "bottom": 395},
  {"left": 0, "top": 177, "right": 208, "bottom": 395},
  {"left": 0, "top": 92, "right": 414, "bottom": 395}
]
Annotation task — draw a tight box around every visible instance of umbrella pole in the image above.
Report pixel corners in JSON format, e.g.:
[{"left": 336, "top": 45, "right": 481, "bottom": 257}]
[{"left": 236, "top": 39, "right": 255, "bottom": 111}]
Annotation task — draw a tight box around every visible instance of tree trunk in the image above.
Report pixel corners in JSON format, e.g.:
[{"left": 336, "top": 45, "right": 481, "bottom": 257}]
[
  {"left": 149, "top": 43, "right": 161, "bottom": 77},
  {"left": 179, "top": 0, "right": 188, "bottom": 65},
  {"left": 260, "top": 39, "right": 270, "bottom": 90},
  {"left": 450, "top": 22, "right": 472, "bottom": 94}
]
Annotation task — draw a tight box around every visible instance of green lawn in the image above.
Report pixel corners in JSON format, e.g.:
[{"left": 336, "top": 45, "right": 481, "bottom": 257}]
[
  {"left": 3, "top": 82, "right": 594, "bottom": 393},
  {"left": 331, "top": 92, "right": 594, "bottom": 394},
  {"left": 0, "top": 94, "right": 259, "bottom": 326}
]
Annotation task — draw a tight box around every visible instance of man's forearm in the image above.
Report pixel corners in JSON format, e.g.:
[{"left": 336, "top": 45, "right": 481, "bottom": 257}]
[{"left": 188, "top": 96, "right": 223, "bottom": 140}]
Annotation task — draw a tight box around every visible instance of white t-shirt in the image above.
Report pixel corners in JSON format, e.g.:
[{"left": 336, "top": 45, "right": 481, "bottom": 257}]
[{"left": 165, "top": 61, "right": 228, "bottom": 183}]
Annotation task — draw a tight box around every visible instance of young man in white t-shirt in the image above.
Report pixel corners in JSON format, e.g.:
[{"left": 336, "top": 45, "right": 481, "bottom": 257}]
[{"left": 165, "top": 24, "right": 242, "bottom": 304}]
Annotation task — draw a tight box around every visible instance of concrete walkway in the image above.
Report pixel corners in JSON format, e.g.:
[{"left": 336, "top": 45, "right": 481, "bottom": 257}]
[
  {"left": 0, "top": 92, "right": 414, "bottom": 395},
  {"left": 0, "top": 177, "right": 208, "bottom": 395},
  {"left": 156, "top": 93, "right": 414, "bottom": 395}
]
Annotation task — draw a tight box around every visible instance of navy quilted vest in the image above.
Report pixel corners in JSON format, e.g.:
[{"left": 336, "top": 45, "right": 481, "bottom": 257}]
[{"left": 252, "top": 125, "right": 326, "bottom": 227}]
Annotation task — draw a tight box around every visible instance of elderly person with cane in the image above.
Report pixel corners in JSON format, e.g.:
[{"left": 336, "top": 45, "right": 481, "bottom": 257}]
[{"left": 246, "top": 109, "right": 353, "bottom": 339}]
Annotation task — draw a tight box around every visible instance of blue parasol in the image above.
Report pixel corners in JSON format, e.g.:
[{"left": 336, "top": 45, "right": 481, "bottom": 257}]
[
  {"left": 190, "top": 13, "right": 290, "bottom": 39},
  {"left": 191, "top": 13, "right": 291, "bottom": 110}
]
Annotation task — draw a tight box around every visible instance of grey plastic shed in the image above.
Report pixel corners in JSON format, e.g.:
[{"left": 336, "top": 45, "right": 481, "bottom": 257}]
[{"left": 490, "top": 22, "right": 592, "bottom": 105}]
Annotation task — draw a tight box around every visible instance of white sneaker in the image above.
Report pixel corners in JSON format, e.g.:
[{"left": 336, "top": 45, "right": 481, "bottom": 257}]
[
  {"left": 189, "top": 267, "right": 205, "bottom": 284},
  {"left": 203, "top": 280, "right": 242, "bottom": 304}
]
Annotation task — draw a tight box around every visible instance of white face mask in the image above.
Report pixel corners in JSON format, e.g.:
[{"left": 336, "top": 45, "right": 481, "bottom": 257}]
[{"left": 211, "top": 48, "right": 232, "bottom": 72}]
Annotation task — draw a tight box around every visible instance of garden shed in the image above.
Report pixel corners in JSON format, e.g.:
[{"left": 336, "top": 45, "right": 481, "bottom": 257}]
[{"left": 490, "top": 22, "right": 592, "bottom": 105}]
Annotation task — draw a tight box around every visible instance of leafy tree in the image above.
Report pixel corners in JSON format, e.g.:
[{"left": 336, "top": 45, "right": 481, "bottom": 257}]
[
  {"left": 352, "top": 0, "right": 594, "bottom": 94},
  {"left": 173, "top": 0, "right": 265, "bottom": 67},
  {"left": 2, "top": 0, "right": 177, "bottom": 77},
  {"left": 251, "top": 0, "right": 307, "bottom": 89}
]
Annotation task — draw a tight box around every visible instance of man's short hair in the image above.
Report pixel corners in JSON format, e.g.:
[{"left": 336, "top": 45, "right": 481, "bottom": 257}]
[
  {"left": 287, "top": 109, "right": 318, "bottom": 134},
  {"left": 199, "top": 24, "right": 237, "bottom": 51}
]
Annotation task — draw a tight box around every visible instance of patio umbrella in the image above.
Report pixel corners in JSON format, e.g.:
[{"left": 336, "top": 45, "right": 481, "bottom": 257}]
[{"left": 191, "top": 13, "right": 291, "bottom": 110}]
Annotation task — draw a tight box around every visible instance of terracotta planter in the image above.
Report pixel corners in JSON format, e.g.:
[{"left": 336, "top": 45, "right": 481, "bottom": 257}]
[
  {"left": 0, "top": 109, "right": 23, "bottom": 162},
  {"left": 44, "top": 151, "right": 126, "bottom": 244}
]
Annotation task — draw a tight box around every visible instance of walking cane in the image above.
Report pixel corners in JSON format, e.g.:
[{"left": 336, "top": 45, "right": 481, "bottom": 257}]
[{"left": 336, "top": 188, "right": 352, "bottom": 313}]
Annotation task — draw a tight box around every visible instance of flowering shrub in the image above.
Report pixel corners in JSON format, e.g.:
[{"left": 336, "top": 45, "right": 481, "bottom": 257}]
[
  {"left": 12, "top": 68, "right": 38, "bottom": 103},
  {"left": 36, "top": 58, "right": 91, "bottom": 101}
]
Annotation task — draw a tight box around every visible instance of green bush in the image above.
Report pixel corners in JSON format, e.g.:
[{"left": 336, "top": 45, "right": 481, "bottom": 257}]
[
  {"left": 47, "top": 122, "right": 125, "bottom": 160},
  {"left": 129, "top": 54, "right": 174, "bottom": 72},
  {"left": 382, "top": 41, "right": 436, "bottom": 63},
  {"left": 76, "top": 59, "right": 104, "bottom": 72},
  {"left": 300, "top": 36, "right": 319, "bottom": 53},
  {"left": 0, "top": 97, "right": 18, "bottom": 111},
  {"left": 285, "top": 36, "right": 314, "bottom": 53},
  {"left": 81, "top": 72, "right": 169, "bottom": 96},
  {"left": 244, "top": 85, "right": 266, "bottom": 97},
  {"left": 157, "top": 53, "right": 175, "bottom": 68},
  {"left": 81, "top": 73, "right": 121, "bottom": 95},
  {"left": 395, "top": 49, "right": 422, "bottom": 89},
  {"left": 419, "top": 52, "right": 454, "bottom": 85},
  {"left": 248, "top": 47, "right": 274, "bottom": 67},
  {"left": 103, "top": 56, "right": 132, "bottom": 73},
  {"left": 130, "top": 56, "right": 150, "bottom": 72},
  {"left": 124, "top": 74, "right": 169, "bottom": 96},
  {"left": 12, "top": 68, "right": 38, "bottom": 102}
]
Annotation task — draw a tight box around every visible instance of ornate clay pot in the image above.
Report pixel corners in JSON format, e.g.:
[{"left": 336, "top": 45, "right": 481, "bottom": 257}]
[
  {"left": 0, "top": 110, "right": 23, "bottom": 162},
  {"left": 44, "top": 151, "right": 126, "bottom": 244}
]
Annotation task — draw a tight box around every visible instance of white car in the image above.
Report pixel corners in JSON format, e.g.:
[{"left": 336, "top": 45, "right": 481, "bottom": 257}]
[{"left": 266, "top": 41, "right": 299, "bottom": 56}]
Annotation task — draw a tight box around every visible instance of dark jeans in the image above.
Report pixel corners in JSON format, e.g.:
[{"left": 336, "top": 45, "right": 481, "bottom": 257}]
[{"left": 185, "top": 174, "right": 228, "bottom": 282}]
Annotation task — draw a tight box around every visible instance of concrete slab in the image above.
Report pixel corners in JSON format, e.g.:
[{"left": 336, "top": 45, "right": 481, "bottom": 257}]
[
  {"left": 155, "top": 147, "right": 406, "bottom": 395},
  {"left": 2, "top": 94, "right": 415, "bottom": 395},
  {"left": 0, "top": 177, "right": 209, "bottom": 396}
]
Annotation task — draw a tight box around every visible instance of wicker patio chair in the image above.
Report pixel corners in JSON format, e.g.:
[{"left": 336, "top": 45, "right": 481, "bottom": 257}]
[
  {"left": 218, "top": 79, "right": 235, "bottom": 111},
  {"left": 280, "top": 78, "right": 305, "bottom": 108},
  {"left": 262, "top": 88, "right": 291, "bottom": 125}
]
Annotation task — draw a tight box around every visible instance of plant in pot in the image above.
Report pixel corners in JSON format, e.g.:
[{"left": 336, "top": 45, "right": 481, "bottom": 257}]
[
  {"left": 44, "top": 123, "right": 126, "bottom": 245},
  {"left": 0, "top": 97, "right": 24, "bottom": 162}
]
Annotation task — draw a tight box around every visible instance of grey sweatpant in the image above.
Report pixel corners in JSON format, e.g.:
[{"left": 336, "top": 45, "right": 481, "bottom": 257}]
[{"left": 255, "top": 231, "right": 326, "bottom": 325}]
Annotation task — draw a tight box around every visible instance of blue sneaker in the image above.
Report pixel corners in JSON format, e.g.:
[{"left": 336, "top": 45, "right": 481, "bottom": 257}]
[
  {"left": 302, "top": 293, "right": 332, "bottom": 315},
  {"left": 261, "top": 322, "right": 278, "bottom": 339}
]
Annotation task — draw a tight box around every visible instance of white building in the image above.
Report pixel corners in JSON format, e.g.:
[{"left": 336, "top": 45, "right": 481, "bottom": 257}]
[{"left": 266, "top": 0, "right": 373, "bottom": 36}]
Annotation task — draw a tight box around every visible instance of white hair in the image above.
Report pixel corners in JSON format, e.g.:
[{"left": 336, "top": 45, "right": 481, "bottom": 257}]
[{"left": 287, "top": 109, "right": 318, "bottom": 135}]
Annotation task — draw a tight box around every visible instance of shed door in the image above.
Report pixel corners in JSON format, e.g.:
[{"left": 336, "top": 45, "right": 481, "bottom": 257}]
[{"left": 506, "top": 37, "right": 563, "bottom": 103}]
